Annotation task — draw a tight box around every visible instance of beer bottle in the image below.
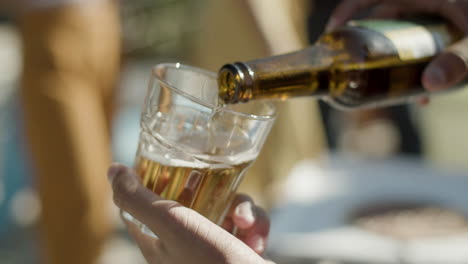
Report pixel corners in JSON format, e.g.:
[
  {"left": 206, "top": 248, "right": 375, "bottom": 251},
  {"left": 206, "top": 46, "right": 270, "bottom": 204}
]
[{"left": 218, "top": 19, "right": 464, "bottom": 110}]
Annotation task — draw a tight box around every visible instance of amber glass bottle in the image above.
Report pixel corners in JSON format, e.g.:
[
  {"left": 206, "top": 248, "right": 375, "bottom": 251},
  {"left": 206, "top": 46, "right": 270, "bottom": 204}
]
[{"left": 218, "top": 19, "right": 462, "bottom": 110}]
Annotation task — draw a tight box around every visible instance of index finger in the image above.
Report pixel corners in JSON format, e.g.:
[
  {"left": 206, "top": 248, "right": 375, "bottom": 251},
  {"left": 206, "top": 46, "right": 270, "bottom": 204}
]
[
  {"left": 108, "top": 164, "right": 182, "bottom": 240},
  {"left": 327, "top": 0, "right": 447, "bottom": 31}
]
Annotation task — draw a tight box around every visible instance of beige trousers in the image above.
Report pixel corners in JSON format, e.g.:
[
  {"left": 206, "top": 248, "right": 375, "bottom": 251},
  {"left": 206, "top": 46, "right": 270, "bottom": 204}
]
[{"left": 18, "top": 1, "right": 121, "bottom": 263}]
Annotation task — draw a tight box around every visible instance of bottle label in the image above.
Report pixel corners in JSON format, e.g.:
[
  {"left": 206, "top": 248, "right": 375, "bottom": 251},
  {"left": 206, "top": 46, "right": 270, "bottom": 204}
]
[{"left": 350, "top": 20, "right": 454, "bottom": 61}]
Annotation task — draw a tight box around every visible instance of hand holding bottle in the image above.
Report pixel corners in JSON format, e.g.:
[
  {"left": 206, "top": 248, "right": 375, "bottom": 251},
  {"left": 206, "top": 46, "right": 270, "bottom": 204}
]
[
  {"left": 107, "top": 164, "right": 274, "bottom": 264},
  {"left": 326, "top": 0, "right": 468, "bottom": 92}
]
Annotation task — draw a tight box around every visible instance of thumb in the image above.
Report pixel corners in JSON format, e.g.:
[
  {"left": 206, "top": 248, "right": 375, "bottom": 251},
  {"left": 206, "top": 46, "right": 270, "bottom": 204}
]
[{"left": 423, "top": 37, "right": 468, "bottom": 91}]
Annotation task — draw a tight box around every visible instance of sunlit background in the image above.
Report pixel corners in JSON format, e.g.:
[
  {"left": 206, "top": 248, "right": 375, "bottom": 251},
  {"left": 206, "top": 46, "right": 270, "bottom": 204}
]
[{"left": 1, "top": 0, "right": 468, "bottom": 263}]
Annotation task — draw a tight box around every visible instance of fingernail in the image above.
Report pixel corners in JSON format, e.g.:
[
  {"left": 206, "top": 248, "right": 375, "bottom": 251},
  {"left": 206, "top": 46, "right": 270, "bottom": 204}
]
[
  {"left": 108, "top": 164, "right": 123, "bottom": 182},
  {"left": 235, "top": 201, "right": 255, "bottom": 225},
  {"left": 251, "top": 235, "right": 265, "bottom": 253},
  {"left": 424, "top": 66, "right": 447, "bottom": 91},
  {"left": 325, "top": 18, "right": 338, "bottom": 32}
]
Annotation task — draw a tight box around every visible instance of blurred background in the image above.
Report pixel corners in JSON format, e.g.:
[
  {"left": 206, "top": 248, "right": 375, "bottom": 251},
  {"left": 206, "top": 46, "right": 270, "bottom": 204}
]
[{"left": 1, "top": 0, "right": 468, "bottom": 263}]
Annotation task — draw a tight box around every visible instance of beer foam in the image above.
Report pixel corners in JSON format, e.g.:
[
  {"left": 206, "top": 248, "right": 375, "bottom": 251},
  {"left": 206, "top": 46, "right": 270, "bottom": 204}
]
[
  {"left": 195, "top": 151, "right": 258, "bottom": 165},
  {"left": 139, "top": 148, "right": 209, "bottom": 168},
  {"left": 138, "top": 130, "right": 259, "bottom": 168},
  {"left": 138, "top": 145, "right": 257, "bottom": 169}
]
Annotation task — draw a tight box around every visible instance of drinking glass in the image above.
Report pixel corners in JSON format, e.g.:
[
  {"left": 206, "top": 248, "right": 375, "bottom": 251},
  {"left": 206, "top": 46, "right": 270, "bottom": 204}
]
[{"left": 122, "top": 63, "right": 276, "bottom": 236}]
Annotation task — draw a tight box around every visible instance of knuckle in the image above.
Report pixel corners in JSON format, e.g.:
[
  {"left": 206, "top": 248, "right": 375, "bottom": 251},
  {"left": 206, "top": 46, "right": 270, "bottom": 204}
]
[{"left": 195, "top": 221, "right": 212, "bottom": 242}]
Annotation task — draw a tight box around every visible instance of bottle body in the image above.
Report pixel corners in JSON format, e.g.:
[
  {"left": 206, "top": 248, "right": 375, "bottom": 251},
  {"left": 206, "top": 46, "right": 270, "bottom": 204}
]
[{"left": 218, "top": 19, "right": 462, "bottom": 110}]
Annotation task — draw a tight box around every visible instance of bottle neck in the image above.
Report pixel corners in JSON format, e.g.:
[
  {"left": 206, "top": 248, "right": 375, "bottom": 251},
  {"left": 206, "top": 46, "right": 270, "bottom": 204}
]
[
  {"left": 218, "top": 62, "right": 255, "bottom": 104},
  {"left": 218, "top": 45, "right": 332, "bottom": 104}
]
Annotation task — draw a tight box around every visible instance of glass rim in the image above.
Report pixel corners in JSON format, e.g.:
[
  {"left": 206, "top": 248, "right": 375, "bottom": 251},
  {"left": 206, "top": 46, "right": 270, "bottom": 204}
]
[{"left": 151, "top": 63, "right": 277, "bottom": 121}]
